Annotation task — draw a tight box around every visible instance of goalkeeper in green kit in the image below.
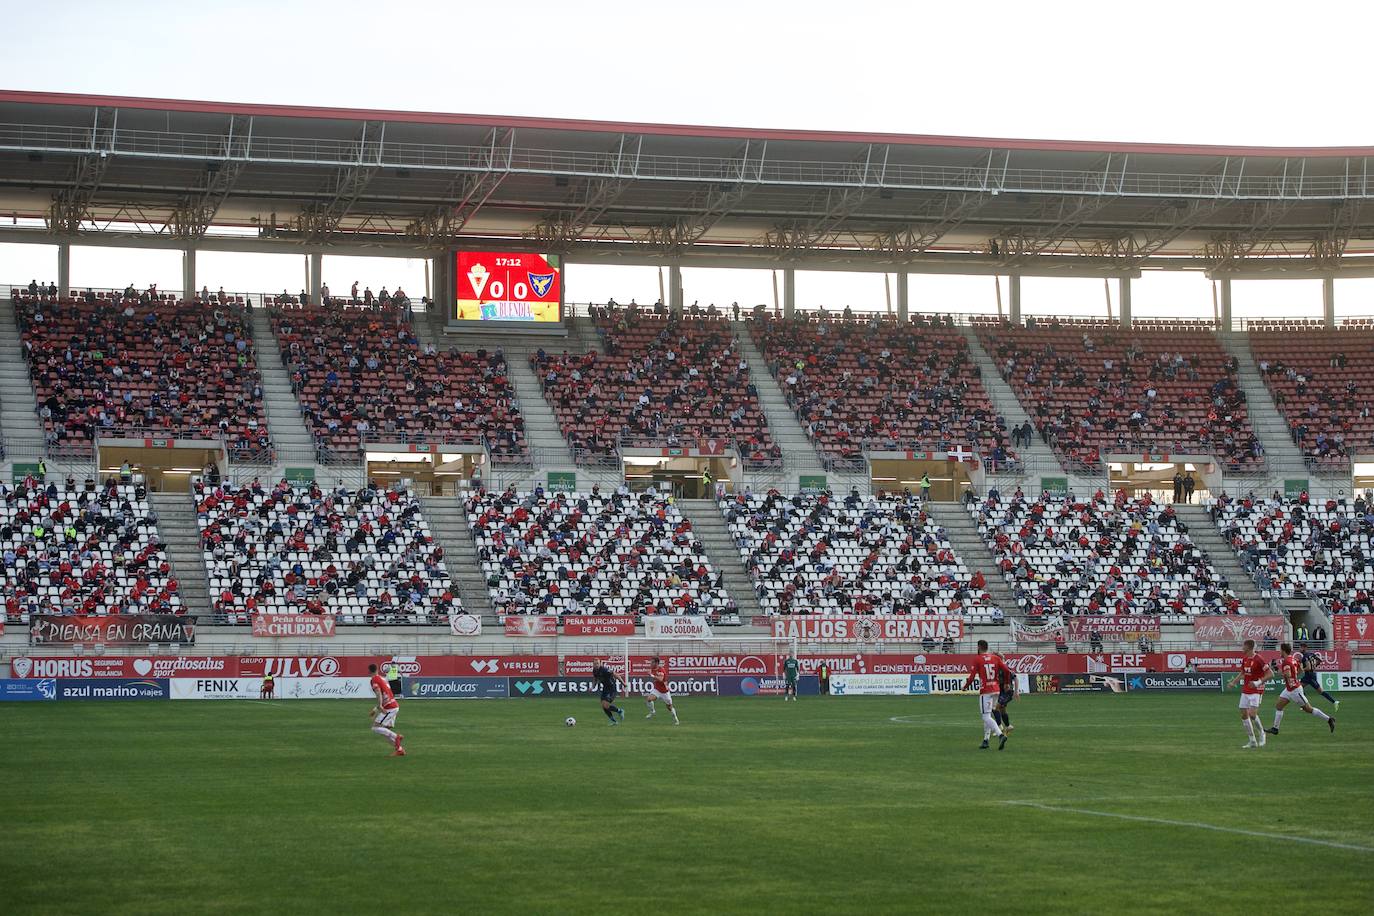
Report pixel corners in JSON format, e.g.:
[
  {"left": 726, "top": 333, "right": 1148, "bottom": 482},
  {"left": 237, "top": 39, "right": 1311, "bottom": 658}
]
[{"left": 783, "top": 653, "right": 800, "bottom": 701}]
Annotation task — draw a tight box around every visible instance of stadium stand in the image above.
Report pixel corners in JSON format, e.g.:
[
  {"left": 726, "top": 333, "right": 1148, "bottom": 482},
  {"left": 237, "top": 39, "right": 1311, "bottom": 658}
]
[
  {"left": 269, "top": 304, "right": 526, "bottom": 460},
  {"left": 12, "top": 292, "right": 271, "bottom": 458},
  {"left": 1246, "top": 325, "right": 1374, "bottom": 469},
  {"left": 750, "top": 313, "right": 1017, "bottom": 470},
  {"left": 530, "top": 308, "right": 779, "bottom": 466},
  {"left": 721, "top": 489, "right": 1003, "bottom": 622},
  {"left": 971, "top": 487, "right": 1245, "bottom": 620},
  {"left": 195, "top": 478, "right": 457, "bottom": 623},
  {"left": 466, "top": 485, "right": 736, "bottom": 616},
  {"left": 2, "top": 474, "right": 181, "bottom": 619},
  {"left": 1208, "top": 491, "right": 1374, "bottom": 613},
  {"left": 973, "top": 318, "right": 1263, "bottom": 471}
]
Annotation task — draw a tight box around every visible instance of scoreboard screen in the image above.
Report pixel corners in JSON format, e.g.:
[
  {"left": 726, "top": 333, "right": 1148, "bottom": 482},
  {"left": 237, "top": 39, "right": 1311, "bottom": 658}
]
[{"left": 454, "top": 251, "right": 562, "bottom": 323}]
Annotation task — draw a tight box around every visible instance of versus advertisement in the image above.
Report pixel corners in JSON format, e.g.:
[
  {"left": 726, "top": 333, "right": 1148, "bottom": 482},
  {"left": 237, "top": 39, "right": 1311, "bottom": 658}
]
[{"left": 506, "top": 676, "right": 721, "bottom": 698}]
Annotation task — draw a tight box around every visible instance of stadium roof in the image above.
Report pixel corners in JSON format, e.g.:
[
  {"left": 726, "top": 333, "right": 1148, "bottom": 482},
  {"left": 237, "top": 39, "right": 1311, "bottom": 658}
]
[{"left": 1, "top": 89, "right": 1371, "bottom": 277}]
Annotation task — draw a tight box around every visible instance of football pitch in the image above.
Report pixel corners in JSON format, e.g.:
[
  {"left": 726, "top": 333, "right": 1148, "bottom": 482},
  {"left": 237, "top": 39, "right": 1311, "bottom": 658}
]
[{"left": 1, "top": 693, "right": 1369, "bottom": 915}]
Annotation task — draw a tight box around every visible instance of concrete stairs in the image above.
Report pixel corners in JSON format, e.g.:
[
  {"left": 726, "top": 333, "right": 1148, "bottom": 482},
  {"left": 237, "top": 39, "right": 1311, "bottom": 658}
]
[
  {"left": 1216, "top": 331, "right": 1310, "bottom": 478},
  {"left": 925, "top": 501, "right": 1020, "bottom": 616},
  {"left": 417, "top": 494, "right": 492, "bottom": 618},
  {"left": 1173, "top": 504, "right": 1275, "bottom": 616},
  {"left": 0, "top": 296, "right": 45, "bottom": 453},
  {"left": 148, "top": 491, "right": 212, "bottom": 617},
  {"left": 959, "top": 326, "right": 1087, "bottom": 490},
  {"left": 676, "top": 498, "right": 762, "bottom": 618},
  {"left": 248, "top": 308, "right": 317, "bottom": 465},
  {"left": 733, "top": 322, "right": 847, "bottom": 491},
  {"left": 569, "top": 314, "right": 605, "bottom": 353}
]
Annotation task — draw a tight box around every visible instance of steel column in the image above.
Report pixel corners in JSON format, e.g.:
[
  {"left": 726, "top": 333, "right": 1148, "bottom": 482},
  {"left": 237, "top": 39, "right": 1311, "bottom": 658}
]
[
  {"left": 182, "top": 248, "right": 196, "bottom": 299},
  {"left": 309, "top": 252, "right": 323, "bottom": 305},
  {"left": 1219, "top": 278, "right": 1233, "bottom": 331},
  {"left": 57, "top": 243, "right": 70, "bottom": 298},
  {"left": 1118, "top": 275, "right": 1132, "bottom": 329},
  {"left": 783, "top": 268, "right": 796, "bottom": 319},
  {"left": 668, "top": 263, "right": 683, "bottom": 315},
  {"left": 1323, "top": 276, "right": 1336, "bottom": 328},
  {"left": 895, "top": 272, "right": 909, "bottom": 323},
  {"left": 1008, "top": 274, "right": 1021, "bottom": 324}
]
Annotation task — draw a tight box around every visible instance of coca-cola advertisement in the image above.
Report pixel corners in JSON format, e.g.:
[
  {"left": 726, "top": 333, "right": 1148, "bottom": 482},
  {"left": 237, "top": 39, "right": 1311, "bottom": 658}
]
[
  {"left": 250, "top": 614, "right": 336, "bottom": 638},
  {"left": 1065, "top": 616, "right": 1162, "bottom": 641},
  {"left": 1192, "top": 615, "right": 1287, "bottom": 644},
  {"left": 770, "top": 615, "right": 964, "bottom": 642},
  {"left": 1331, "top": 614, "right": 1374, "bottom": 649},
  {"left": 503, "top": 616, "right": 558, "bottom": 637},
  {"left": 30, "top": 614, "right": 194, "bottom": 646},
  {"left": 561, "top": 616, "right": 636, "bottom": 637}
]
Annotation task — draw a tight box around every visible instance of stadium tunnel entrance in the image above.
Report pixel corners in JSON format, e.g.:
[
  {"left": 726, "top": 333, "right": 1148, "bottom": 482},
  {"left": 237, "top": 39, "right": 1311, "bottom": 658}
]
[
  {"left": 1107, "top": 455, "right": 1219, "bottom": 504},
  {"left": 96, "top": 436, "right": 227, "bottom": 493},
  {"left": 868, "top": 456, "right": 976, "bottom": 501},
  {"left": 364, "top": 444, "right": 485, "bottom": 496},
  {"left": 622, "top": 452, "right": 737, "bottom": 498}
]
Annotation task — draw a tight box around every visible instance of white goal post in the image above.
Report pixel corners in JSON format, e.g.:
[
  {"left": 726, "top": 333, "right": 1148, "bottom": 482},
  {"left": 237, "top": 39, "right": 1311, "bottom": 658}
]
[{"left": 620, "top": 637, "right": 800, "bottom": 692}]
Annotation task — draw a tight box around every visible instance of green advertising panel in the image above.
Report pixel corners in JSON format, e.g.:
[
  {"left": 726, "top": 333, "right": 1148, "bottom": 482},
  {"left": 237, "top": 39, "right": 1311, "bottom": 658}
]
[
  {"left": 799, "top": 475, "right": 828, "bottom": 493},
  {"left": 547, "top": 471, "right": 577, "bottom": 492},
  {"left": 1041, "top": 476, "right": 1069, "bottom": 495},
  {"left": 1283, "top": 478, "right": 1309, "bottom": 498},
  {"left": 284, "top": 467, "right": 316, "bottom": 484},
  {"left": 11, "top": 462, "right": 40, "bottom": 484}
]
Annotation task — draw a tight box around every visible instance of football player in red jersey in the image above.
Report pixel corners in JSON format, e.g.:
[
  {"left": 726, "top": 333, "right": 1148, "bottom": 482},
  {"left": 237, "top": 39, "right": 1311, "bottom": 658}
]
[
  {"left": 644, "top": 656, "right": 679, "bottom": 725},
  {"left": 368, "top": 663, "right": 405, "bottom": 756},
  {"left": 1266, "top": 642, "right": 1335, "bottom": 737},
  {"left": 1225, "top": 639, "right": 1270, "bottom": 749},
  {"left": 963, "top": 639, "right": 1011, "bottom": 750}
]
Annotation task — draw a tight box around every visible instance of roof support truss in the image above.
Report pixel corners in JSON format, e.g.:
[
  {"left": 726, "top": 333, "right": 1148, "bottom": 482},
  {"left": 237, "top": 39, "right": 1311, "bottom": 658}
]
[
  {"left": 762, "top": 144, "right": 890, "bottom": 253},
  {"left": 404, "top": 127, "right": 514, "bottom": 246},
  {"left": 46, "top": 107, "right": 117, "bottom": 233},
  {"left": 527, "top": 135, "right": 643, "bottom": 248},
  {"left": 169, "top": 114, "right": 253, "bottom": 240},
  {"left": 295, "top": 120, "right": 386, "bottom": 239}
]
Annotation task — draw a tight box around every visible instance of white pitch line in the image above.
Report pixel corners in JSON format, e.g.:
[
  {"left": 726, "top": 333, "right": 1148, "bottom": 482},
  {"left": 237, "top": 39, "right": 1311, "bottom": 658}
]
[{"left": 1003, "top": 801, "right": 1374, "bottom": 853}]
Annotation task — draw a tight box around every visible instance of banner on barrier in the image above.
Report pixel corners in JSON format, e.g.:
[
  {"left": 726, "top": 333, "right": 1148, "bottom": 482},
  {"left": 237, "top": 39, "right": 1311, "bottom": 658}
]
[
  {"left": 828, "top": 674, "right": 913, "bottom": 696},
  {"left": 643, "top": 616, "right": 713, "bottom": 640},
  {"left": 1066, "top": 616, "right": 1162, "bottom": 641},
  {"left": 56, "top": 679, "right": 169, "bottom": 700},
  {"left": 30, "top": 614, "right": 194, "bottom": 646},
  {"left": 1331, "top": 615, "right": 1374, "bottom": 649},
  {"left": 448, "top": 614, "right": 482, "bottom": 637},
  {"left": 1124, "top": 673, "right": 1224, "bottom": 691},
  {"left": 507, "top": 676, "right": 720, "bottom": 697},
  {"left": 562, "top": 616, "right": 636, "bottom": 637},
  {"left": 274, "top": 677, "right": 374, "bottom": 700},
  {"left": 1192, "top": 615, "right": 1287, "bottom": 644},
  {"left": 771, "top": 616, "right": 964, "bottom": 642},
  {"left": 504, "top": 616, "right": 558, "bottom": 637},
  {"left": 927, "top": 674, "right": 980, "bottom": 695},
  {"left": 1320, "top": 671, "right": 1374, "bottom": 692},
  {"left": 562, "top": 654, "right": 774, "bottom": 678},
  {"left": 404, "top": 677, "right": 510, "bottom": 699},
  {"left": 169, "top": 678, "right": 261, "bottom": 700},
  {"left": 1009, "top": 615, "right": 1067, "bottom": 644},
  {"left": 1028, "top": 673, "right": 1127, "bottom": 694},
  {"left": 718, "top": 675, "right": 820, "bottom": 697},
  {"left": 0, "top": 678, "right": 57, "bottom": 701},
  {"left": 251, "top": 614, "right": 335, "bottom": 638}
]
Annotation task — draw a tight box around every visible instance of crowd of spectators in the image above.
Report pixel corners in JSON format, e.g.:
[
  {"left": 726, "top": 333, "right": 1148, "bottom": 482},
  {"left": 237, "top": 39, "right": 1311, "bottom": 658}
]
[
  {"left": 271, "top": 304, "right": 525, "bottom": 459},
  {"left": 975, "top": 320, "right": 1262, "bottom": 470},
  {"left": 1, "top": 473, "right": 180, "bottom": 619},
  {"left": 971, "top": 487, "right": 1245, "bottom": 620},
  {"left": 531, "top": 309, "right": 779, "bottom": 466},
  {"left": 14, "top": 293, "right": 271, "bottom": 458},
  {"left": 722, "top": 488, "right": 1002, "bottom": 621},
  {"left": 467, "top": 485, "right": 736, "bottom": 617},
  {"left": 196, "top": 478, "right": 457, "bottom": 623},
  {"left": 1209, "top": 490, "right": 1374, "bottom": 613},
  {"left": 751, "top": 313, "right": 1016, "bottom": 470},
  {"left": 1249, "top": 329, "right": 1374, "bottom": 469}
]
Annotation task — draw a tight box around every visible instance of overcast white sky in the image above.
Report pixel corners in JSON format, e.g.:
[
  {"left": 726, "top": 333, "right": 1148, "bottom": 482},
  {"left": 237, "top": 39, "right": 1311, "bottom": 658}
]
[{"left": 3, "top": 0, "right": 1372, "bottom": 317}]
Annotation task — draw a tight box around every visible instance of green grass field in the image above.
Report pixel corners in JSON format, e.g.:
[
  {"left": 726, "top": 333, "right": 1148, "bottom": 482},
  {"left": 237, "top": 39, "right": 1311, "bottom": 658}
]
[{"left": 1, "top": 692, "right": 1370, "bottom": 915}]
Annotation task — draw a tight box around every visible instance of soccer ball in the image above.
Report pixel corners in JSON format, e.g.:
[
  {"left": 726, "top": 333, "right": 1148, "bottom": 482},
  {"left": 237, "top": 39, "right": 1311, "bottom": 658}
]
[{"left": 565, "top": 716, "right": 576, "bottom": 727}]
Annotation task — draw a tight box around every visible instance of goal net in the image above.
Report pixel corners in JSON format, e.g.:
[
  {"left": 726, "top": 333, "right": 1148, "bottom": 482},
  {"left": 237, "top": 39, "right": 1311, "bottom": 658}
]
[{"left": 619, "top": 636, "right": 799, "bottom": 694}]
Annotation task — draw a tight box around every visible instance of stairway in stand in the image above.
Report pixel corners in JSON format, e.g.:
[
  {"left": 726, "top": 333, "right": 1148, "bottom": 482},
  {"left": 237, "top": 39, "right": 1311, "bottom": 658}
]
[
  {"left": 418, "top": 494, "right": 493, "bottom": 619},
  {"left": 924, "top": 501, "right": 1019, "bottom": 617},
  {"left": 676, "top": 498, "right": 762, "bottom": 618},
  {"left": 148, "top": 491, "right": 212, "bottom": 617},
  {"left": 248, "top": 308, "right": 317, "bottom": 465},
  {"left": 1173, "top": 504, "right": 1274, "bottom": 615}
]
